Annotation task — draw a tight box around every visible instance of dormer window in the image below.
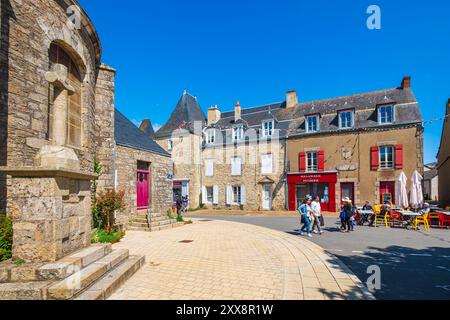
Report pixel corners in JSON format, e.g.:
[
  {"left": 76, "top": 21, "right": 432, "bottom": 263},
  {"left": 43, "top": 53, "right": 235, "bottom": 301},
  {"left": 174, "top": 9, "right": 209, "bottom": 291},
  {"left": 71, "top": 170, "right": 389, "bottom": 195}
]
[
  {"left": 232, "top": 125, "right": 244, "bottom": 142},
  {"left": 378, "top": 105, "right": 394, "bottom": 124},
  {"left": 339, "top": 110, "right": 354, "bottom": 129},
  {"left": 205, "top": 129, "right": 215, "bottom": 144},
  {"left": 262, "top": 120, "right": 274, "bottom": 137},
  {"left": 306, "top": 115, "right": 320, "bottom": 133}
]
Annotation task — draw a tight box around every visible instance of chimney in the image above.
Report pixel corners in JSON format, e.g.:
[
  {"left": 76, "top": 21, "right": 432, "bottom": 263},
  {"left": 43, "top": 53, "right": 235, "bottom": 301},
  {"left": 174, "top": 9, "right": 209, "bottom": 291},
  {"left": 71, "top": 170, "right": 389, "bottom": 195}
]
[
  {"left": 207, "top": 105, "right": 221, "bottom": 125},
  {"left": 234, "top": 101, "right": 241, "bottom": 121},
  {"left": 401, "top": 76, "right": 411, "bottom": 89},
  {"left": 286, "top": 90, "right": 298, "bottom": 108}
]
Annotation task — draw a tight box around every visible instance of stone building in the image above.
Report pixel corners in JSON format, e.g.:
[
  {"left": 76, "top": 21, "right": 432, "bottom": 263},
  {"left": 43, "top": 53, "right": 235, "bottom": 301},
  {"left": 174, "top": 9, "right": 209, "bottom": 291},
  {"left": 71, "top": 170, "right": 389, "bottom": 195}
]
[
  {"left": 437, "top": 99, "right": 450, "bottom": 208},
  {"left": 286, "top": 77, "right": 424, "bottom": 212},
  {"left": 0, "top": 0, "right": 179, "bottom": 300},
  {"left": 423, "top": 162, "right": 439, "bottom": 202},
  {"left": 201, "top": 102, "right": 287, "bottom": 211},
  {"left": 114, "top": 109, "right": 173, "bottom": 225},
  {"left": 151, "top": 91, "right": 206, "bottom": 209}
]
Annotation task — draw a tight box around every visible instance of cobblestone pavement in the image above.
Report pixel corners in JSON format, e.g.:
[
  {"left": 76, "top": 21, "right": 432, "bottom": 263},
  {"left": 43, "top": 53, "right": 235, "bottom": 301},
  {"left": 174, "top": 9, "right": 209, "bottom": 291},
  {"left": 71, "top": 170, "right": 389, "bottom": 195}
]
[{"left": 109, "top": 219, "right": 374, "bottom": 300}]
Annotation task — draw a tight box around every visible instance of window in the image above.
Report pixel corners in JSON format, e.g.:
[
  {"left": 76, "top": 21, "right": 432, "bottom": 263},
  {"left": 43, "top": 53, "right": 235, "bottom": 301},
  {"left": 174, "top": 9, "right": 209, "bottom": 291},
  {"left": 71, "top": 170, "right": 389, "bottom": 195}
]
[
  {"left": 168, "top": 139, "right": 174, "bottom": 151},
  {"left": 48, "top": 43, "right": 83, "bottom": 147},
  {"left": 378, "top": 105, "right": 394, "bottom": 124},
  {"left": 379, "top": 146, "right": 394, "bottom": 169},
  {"left": 233, "top": 186, "right": 242, "bottom": 204},
  {"left": 261, "top": 154, "right": 273, "bottom": 174},
  {"left": 306, "top": 152, "right": 318, "bottom": 172},
  {"left": 205, "top": 159, "right": 214, "bottom": 177},
  {"left": 206, "top": 187, "right": 214, "bottom": 203},
  {"left": 306, "top": 115, "right": 319, "bottom": 133},
  {"left": 231, "top": 157, "right": 242, "bottom": 176},
  {"left": 262, "top": 121, "right": 274, "bottom": 137},
  {"left": 232, "top": 126, "right": 244, "bottom": 142},
  {"left": 339, "top": 110, "right": 354, "bottom": 129},
  {"left": 205, "top": 129, "right": 215, "bottom": 144}
]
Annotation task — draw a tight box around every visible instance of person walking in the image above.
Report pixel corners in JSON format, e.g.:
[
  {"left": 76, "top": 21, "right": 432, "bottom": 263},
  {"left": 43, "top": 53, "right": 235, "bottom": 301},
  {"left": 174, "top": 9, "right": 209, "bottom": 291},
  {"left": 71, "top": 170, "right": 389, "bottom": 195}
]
[
  {"left": 311, "top": 195, "right": 324, "bottom": 234},
  {"left": 182, "top": 195, "right": 189, "bottom": 214},
  {"left": 340, "top": 198, "right": 353, "bottom": 233},
  {"left": 175, "top": 194, "right": 183, "bottom": 217},
  {"left": 298, "top": 198, "right": 313, "bottom": 238}
]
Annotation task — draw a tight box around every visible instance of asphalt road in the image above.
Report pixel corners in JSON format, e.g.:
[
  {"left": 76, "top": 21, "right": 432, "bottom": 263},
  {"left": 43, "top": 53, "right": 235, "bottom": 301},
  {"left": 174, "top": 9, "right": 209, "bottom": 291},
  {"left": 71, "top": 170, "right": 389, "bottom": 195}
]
[{"left": 189, "top": 214, "right": 450, "bottom": 300}]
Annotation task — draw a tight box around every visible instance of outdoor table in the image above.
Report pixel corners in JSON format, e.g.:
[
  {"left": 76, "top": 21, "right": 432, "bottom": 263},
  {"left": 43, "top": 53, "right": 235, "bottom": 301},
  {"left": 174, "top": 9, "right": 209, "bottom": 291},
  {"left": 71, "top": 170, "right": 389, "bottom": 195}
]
[
  {"left": 397, "top": 211, "right": 421, "bottom": 229},
  {"left": 357, "top": 210, "right": 374, "bottom": 225},
  {"left": 438, "top": 211, "right": 450, "bottom": 215}
]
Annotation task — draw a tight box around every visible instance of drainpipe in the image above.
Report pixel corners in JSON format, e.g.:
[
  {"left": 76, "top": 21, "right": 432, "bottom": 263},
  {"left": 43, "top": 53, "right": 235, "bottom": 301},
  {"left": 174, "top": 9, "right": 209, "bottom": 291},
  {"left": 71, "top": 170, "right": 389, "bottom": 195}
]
[{"left": 284, "top": 136, "right": 289, "bottom": 210}]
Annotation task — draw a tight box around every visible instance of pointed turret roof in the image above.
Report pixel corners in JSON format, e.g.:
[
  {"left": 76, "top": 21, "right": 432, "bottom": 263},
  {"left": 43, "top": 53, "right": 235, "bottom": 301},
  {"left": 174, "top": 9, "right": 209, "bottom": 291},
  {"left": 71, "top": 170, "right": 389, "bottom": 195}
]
[
  {"left": 155, "top": 91, "right": 206, "bottom": 138},
  {"left": 139, "top": 119, "right": 155, "bottom": 139}
]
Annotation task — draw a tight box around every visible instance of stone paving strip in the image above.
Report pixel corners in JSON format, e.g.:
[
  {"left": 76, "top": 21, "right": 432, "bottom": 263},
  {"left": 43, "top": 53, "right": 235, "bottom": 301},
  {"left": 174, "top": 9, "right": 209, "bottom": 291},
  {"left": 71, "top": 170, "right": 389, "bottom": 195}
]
[{"left": 109, "top": 219, "right": 375, "bottom": 300}]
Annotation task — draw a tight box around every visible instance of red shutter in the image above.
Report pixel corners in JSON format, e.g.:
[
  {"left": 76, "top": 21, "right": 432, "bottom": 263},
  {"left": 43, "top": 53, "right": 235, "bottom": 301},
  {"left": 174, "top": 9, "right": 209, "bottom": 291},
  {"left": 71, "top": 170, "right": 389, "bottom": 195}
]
[
  {"left": 318, "top": 151, "right": 325, "bottom": 171},
  {"left": 395, "top": 145, "right": 403, "bottom": 169},
  {"left": 299, "top": 152, "right": 306, "bottom": 172},
  {"left": 371, "top": 146, "right": 379, "bottom": 171}
]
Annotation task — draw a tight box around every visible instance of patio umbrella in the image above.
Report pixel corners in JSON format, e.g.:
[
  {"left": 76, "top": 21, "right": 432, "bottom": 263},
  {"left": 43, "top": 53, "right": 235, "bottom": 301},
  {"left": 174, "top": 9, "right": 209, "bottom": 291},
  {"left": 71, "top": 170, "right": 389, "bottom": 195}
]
[
  {"left": 410, "top": 170, "right": 424, "bottom": 209},
  {"left": 396, "top": 172, "right": 409, "bottom": 209}
]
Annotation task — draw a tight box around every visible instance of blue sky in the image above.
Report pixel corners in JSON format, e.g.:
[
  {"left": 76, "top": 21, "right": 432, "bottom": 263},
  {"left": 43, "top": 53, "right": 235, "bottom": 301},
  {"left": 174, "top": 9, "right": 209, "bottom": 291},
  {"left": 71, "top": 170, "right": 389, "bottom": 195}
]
[{"left": 79, "top": 0, "right": 450, "bottom": 164}]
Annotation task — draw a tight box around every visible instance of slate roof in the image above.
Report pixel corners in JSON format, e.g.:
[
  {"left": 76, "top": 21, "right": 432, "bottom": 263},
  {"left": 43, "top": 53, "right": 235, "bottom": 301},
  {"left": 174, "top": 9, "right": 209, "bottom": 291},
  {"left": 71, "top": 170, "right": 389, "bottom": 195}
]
[
  {"left": 114, "top": 109, "right": 170, "bottom": 157},
  {"left": 155, "top": 91, "right": 206, "bottom": 138},
  {"left": 205, "top": 84, "right": 422, "bottom": 147},
  {"left": 424, "top": 168, "right": 438, "bottom": 181}
]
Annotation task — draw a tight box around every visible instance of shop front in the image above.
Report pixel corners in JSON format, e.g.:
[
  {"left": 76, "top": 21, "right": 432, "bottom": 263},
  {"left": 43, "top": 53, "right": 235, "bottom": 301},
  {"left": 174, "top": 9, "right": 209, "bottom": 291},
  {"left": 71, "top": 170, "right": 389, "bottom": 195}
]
[{"left": 288, "top": 171, "right": 338, "bottom": 212}]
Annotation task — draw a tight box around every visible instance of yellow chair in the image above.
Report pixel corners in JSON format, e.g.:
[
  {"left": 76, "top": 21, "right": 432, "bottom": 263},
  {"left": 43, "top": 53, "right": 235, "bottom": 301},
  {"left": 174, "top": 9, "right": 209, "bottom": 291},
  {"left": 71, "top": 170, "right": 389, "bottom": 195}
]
[
  {"left": 374, "top": 205, "right": 389, "bottom": 228},
  {"left": 414, "top": 213, "right": 430, "bottom": 231}
]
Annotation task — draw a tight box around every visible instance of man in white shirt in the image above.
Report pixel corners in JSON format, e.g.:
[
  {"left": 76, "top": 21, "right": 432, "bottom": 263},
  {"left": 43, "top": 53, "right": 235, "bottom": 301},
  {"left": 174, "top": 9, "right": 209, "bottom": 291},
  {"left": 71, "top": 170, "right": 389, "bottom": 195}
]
[{"left": 311, "top": 195, "right": 324, "bottom": 234}]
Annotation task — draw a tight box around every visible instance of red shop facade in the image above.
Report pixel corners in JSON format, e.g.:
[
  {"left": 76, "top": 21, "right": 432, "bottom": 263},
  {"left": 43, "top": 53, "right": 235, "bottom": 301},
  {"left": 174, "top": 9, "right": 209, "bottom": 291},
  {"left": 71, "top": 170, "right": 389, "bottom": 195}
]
[{"left": 287, "top": 171, "right": 338, "bottom": 212}]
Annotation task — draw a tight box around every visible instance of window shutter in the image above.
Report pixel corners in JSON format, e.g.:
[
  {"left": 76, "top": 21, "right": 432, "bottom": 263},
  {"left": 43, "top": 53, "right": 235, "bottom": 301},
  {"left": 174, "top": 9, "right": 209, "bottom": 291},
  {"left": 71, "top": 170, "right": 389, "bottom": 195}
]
[
  {"left": 261, "top": 154, "right": 273, "bottom": 174},
  {"left": 299, "top": 152, "right": 306, "bottom": 172},
  {"left": 241, "top": 185, "right": 246, "bottom": 204},
  {"left": 205, "top": 160, "right": 214, "bottom": 177},
  {"left": 371, "top": 146, "right": 379, "bottom": 170},
  {"left": 395, "top": 145, "right": 403, "bottom": 169},
  {"left": 226, "top": 185, "right": 232, "bottom": 205},
  {"left": 318, "top": 151, "right": 325, "bottom": 171},
  {"left": 202, "top": 186, "right": 207, "bottom": 204},
  {"left": 231, "top": 157, "right": 242, "bottom": 176},
  {"left": 213, "top": 186, "right": 219, "bottom": 205}
]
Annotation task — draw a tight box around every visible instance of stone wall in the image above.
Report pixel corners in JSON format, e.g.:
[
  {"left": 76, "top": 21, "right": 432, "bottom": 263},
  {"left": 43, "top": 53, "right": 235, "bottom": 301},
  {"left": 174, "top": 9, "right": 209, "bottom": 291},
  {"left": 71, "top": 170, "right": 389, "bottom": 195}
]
[
  {"left": 438, "top": 101, "right": 450, "bottom": 207},
  {"left": 201, "top": 140, "right": 287, "bottom": 211},
  {"left": 288, "top": 126, "right": 423, "bottom": 210},
  {"left": 115, "top": 145, "right": 173, "bottom": 226},
  {"left": 94, "top": 65, "right": 116, "bottom": 192},
  {"left": 155, "top": 133, "right": 203, "bottom": 208},
  {"left": 4, "top": 0, "right": 100, "bottom": 173},
  {"left": 7, "top": 175, "right": 92, "bottom": 263}
]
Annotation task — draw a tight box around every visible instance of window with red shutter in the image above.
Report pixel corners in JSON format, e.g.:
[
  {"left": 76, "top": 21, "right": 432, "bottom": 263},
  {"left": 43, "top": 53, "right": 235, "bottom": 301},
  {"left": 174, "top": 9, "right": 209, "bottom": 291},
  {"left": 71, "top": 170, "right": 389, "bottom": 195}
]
[
  {"left": 318, "top": 151, "right": 325, "bottom": 171},
  {"left": 371, "top": 146, "right": 379, "bottom": 170},
  {"left": 395, "top": 145, "right": 403, "bottom": 169},
  {"left": 299, "top": 152, "right": 306, "bottom": 172}
]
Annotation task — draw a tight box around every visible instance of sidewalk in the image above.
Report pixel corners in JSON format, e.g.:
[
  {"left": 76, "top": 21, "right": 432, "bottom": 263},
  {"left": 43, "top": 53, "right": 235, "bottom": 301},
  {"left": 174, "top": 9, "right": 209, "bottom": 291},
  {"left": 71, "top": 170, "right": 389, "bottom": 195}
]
[{"left": 109, "top": 219, "right": 374, "bottom": 300}]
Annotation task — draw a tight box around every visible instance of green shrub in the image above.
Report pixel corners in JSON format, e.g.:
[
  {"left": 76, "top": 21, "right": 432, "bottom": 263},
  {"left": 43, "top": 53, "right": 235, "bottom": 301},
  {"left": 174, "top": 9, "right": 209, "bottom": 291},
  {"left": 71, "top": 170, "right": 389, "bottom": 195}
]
[
  {"left": 0, "top": 216, "right": 13, "bottom": 262},
  {"left": 176, "top": 215, "right": 184, "bottom": 223},
  {"left": 94, "top": 189, "right": 125, "bottom": 229},
  {"left": 91, "top": 229, "right": 125, "bottom": 244}
]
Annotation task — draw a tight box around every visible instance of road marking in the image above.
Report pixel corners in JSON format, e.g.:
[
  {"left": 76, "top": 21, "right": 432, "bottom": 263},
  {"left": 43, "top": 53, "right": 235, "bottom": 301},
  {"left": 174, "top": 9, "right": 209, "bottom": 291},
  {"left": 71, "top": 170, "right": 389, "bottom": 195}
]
[
  {"left": 409, "top": 254, "right": 432, "bottom": 257},
  {"left": 435, "top": 285, "right": 450, "bottom": 292},
  {"left": 326, "top": 249, "right": 344, "bottom": 252},
  {"left": 352, "top": 251, "right": 364, "bottom": 254}
]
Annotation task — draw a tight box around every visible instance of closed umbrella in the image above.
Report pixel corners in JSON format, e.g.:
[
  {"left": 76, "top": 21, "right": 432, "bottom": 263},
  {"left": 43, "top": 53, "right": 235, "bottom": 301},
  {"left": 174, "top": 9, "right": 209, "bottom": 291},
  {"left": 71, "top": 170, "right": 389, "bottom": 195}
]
[
  {"left": 396, "top": 172, "right": 409, "bottom": 209},
  {"left": 410, "top": 170, "right": 424, "bottom": 209}
]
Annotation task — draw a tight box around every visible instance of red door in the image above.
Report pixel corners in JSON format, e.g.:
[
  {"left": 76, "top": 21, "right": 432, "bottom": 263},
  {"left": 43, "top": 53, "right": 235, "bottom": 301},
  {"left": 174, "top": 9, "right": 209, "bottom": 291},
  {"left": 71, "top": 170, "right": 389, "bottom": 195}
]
[
  {"left": 137, "top": 169, "right": 149, "bottom": 209},
  {"left": 380, "top": 181, "right": 395, "bottom": 204},
  {"left": 341, "top": 183, "right": 355, "bottom": 206}
]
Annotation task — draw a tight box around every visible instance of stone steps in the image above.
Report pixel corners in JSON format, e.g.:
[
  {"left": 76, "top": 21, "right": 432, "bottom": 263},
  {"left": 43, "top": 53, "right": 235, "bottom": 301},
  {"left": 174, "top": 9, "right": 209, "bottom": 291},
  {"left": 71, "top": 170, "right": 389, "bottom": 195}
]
[
  {"left": 38, "top": 244, "right": 112, "bottom": 281},
  {"left": 47, "top": 249, "right": 129, "bottom": 300},
  {"left": 74, "top": 255, "right": 145, "bottom": 300},
  {"left": 128, "top": 221, "right": 185, "bottom": 233}
]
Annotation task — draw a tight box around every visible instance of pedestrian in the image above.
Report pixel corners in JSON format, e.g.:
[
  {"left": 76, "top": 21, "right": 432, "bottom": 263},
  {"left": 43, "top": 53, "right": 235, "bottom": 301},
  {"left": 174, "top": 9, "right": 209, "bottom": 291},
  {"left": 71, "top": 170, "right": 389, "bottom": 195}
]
[
  {"left": 298, "top": 198, "right": 313, "bottom": 238},
  {"left": 182, "top": 195, "right": 189, "bottom": 214},
  {"left": 311, "top": 195, "right": 324, "bottom": 234},
  {"left": 175, "top": 194, "right": 183, "bottom": 217},
  {"left": 340, "top": 197, "right": 353, "bottom": 233}
]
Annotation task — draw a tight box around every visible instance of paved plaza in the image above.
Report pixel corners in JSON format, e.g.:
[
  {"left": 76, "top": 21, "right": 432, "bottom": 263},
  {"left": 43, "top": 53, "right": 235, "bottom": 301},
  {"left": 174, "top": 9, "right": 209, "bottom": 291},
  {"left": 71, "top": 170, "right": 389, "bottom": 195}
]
[{"left": 109, "top": 219, "right": 373, "bottom": 300}]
